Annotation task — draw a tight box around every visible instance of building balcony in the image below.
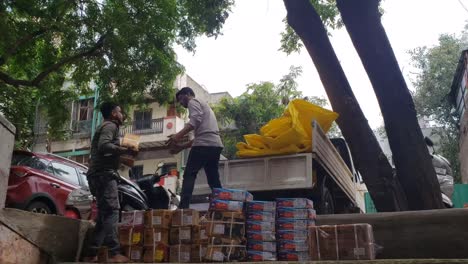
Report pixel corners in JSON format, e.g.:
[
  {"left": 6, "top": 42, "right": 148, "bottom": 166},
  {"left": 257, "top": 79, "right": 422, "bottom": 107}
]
[{"left": 120, "top": 118, "right": 164, "bottom": 137}]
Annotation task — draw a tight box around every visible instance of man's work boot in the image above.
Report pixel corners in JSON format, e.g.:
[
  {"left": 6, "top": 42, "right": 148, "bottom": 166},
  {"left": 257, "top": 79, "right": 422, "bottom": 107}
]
[{"left": 107, "top": 254, "right": 130, "bottom": 263}]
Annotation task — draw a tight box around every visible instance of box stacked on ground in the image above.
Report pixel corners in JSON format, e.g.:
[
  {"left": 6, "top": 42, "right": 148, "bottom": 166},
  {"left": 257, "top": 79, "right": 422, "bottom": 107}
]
[
  {"left": 246, "top": 200, "right": 277, "bottom": 261},
  {"left": 276, "top": 198, "right": 316, "bottom": 261},
  {"left": 308, "top": 223, "right": 376, "bottom": 260},
  {"left": 203, "top": 188, "right": 250, "bottom": 262}
]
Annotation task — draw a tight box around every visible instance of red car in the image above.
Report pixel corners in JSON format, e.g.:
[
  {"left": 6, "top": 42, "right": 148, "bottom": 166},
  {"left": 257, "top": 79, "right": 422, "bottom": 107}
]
[{"left": 6, "top": 150, "right": 90, "bottom": 218}]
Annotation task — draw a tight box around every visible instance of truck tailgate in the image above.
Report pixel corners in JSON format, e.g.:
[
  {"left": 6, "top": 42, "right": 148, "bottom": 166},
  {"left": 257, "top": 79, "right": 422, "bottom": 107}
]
[{"left": 193, "top": 153, "right": 313, "bottom": 195}]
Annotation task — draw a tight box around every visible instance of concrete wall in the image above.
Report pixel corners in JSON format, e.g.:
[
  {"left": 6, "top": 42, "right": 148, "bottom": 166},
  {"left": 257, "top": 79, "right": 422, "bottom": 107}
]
[{"left": 0, "top": 115, "right": 15, "bottom": 208}]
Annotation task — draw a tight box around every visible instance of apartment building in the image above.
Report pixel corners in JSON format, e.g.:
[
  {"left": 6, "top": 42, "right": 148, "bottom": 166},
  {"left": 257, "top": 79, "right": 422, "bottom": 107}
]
[{"left": 32, "top": 73, "right": 231, "bottom": 180}]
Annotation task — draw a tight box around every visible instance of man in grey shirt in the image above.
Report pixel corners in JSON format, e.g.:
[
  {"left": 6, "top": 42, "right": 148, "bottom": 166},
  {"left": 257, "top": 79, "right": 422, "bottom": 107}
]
[{"left": 168, "top": 87, "right": 223, "bottom": 208}]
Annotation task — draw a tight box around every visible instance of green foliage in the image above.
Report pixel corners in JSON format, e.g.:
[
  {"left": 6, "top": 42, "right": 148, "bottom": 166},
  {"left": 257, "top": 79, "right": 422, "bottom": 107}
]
[
  {"left": 214, "top": 66, "right": 330, "bottom": 159},
  {"left": 0, "top": 0, "right": 233, "bottom": 147},
  {"left": 409, "top": 26, "right": 468, "bottom": 183}
]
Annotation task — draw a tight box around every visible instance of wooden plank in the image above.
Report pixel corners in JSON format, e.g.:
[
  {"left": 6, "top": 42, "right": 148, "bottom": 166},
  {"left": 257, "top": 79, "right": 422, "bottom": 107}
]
[{"left": 317, "top": 209, "right": 468, "bottom": 259}]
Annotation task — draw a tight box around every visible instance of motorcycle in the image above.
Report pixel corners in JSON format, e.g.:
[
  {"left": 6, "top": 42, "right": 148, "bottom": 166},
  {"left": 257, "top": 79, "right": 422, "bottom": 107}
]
[
  {"left": 120, "top": 162, "right": 180, "bottom": 211},
  {"left": 66, "top": 162, "right": 180, "bottom": 220},
  {"left": 425, "top": 137, "right": 454, "bottom": 208}
]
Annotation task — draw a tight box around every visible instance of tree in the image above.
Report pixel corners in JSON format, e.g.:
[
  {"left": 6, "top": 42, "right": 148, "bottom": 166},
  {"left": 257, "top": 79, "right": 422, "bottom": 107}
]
[
  {"left": 336, "top": 0, "right": 443, "bottom": 210},
  {"left": 214, "top": 66, "right": 328, "bottom": 159},
  {"left": 410, "top": 29, "right": 468, "bottom": 183},
  {"left": 283, "top": 0, "right": 408, "bottom": 212},
  {"left": 0, "top": 0, "right": 234, "bottom": 146}
]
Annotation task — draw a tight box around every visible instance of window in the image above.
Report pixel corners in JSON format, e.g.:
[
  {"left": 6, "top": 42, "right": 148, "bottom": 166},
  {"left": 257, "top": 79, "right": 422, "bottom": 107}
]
[
  {"left": 134, "top": 110, "right": 152, "bottom": 130},
  {"left": 78, "top": 99, "right": 94, "bottom": 121},
  {"left": 70, "top": 154, "right": 90, "bottom": 167},
  {"left": 130, "top": 165, "right": 144, "bottom": 180},
  {"left": 52, "top": 162, "right": 80, "bottom": 186},
  {"left": 77, "top": 168, "right": 89, "bottom": 188}
]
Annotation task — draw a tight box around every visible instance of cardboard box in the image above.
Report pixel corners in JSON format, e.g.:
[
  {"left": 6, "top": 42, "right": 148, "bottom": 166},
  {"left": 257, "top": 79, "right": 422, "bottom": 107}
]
[
  {"left": 169, "top": 244, "right": 192, "bottom": 263},
  {"left": 246, "top": 220, "right": 275, "bottom": 232},
  {"left": 205, "top": 245, "right": 247, "bottom": 262},
  {"left": 277, "top": 208, "right": 317, "bottom": 220},
  {"left": 119, "top": 226, "right": 144, "bottom": 246},
  {"left": 193, "top": 225, "right": 209, "bottom": 244},
  {"left": 144, "top": 227, "right": 169, "bottom": 246},
  {"left": 191, "top": 244, "right": 208, "bottom": 263},
  {"left": 247, "top": 241, "right": 277, "bottom": 252},
  {"left": 172, "top": 209, "right": 200, "bottom": 226},
  {"left": 209, "top": 199, "right": 244, "bottom": 212},
  {"left": 308, "top": 224, "right": 376, "bottom": 260},
  {"left": 122, "top": 246, "right": 143, "bottom": 262},
  {"left": 120, "top": 210, "right": 145, "bottom": 227},
  {"left": 144, "top": 210, "right": 172, "bottom": 229},
  {"left": 121, "top": 133, "right": 141, "bottom": 151},
  {"left": 205, "top": 220, "right": 245, "bottom": 239},
  {"left": 212, "top": 188, "right": 253, "bottom": 201},
  {"left": 278, "top": 250, "right": 310, "bottom": 261},
  {"left": 246, "top": 231, "right": 276, "bottom": 242},
  {"left": 277, "top": 230, "right": 308, "bottom": 241},
  {"left": 207, "top": 211, "right": 245, "bottom": 222},
  {"left": 143, "top": 243, "right": 169, "bottom": 263},
  {"left": 170, "top": 226, "right": 193, "bottom": 245},
  {"left": 277, "top": 219, "right": 315, "bottom": 231},
  {"left": 247, "top": 250, "right": 277, "bottom": 261},
  {"left": 246, "top": 201, "right": 276, "bottom": 212},
  {"left": 277, "top": 240, "right": 309, "bottom": 252},
  {"left": 276, "top": 198, "right": 314, "bottom": 209},
  {"left": 246, "top": 211, "right": 275, "bottom": 222}
]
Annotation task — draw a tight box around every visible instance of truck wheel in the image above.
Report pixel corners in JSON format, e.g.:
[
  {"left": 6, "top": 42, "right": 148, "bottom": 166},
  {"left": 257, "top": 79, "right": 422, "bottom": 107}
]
[
  {"left": 27, "top": 201, "right": 52, "bottom": 214},
  {"left": 317, "top": 185, "right": 335, "bottom": 215}
]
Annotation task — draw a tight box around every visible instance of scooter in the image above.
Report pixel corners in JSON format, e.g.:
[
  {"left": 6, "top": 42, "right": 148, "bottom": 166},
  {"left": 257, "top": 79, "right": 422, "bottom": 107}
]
[
  {"left": 425, "top": 137, "right": 454, "bottom": 208},
  {"left": 119, "top": 162, "right": 180, "bottom": 211}
]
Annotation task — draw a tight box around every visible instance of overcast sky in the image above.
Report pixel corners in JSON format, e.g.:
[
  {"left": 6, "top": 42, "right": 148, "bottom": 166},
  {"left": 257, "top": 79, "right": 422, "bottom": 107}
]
[{"left": 175, "top": 0, "right": 468, "bottom": 128}]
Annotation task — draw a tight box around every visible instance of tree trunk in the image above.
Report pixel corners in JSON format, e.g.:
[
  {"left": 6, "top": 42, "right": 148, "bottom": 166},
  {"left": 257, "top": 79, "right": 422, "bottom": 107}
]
[
  {"left": 336, "top": 0, "right": 444, "bottom": 210},
  {"left": 283, "top": 0, "right": 408, "bottom": 211}
]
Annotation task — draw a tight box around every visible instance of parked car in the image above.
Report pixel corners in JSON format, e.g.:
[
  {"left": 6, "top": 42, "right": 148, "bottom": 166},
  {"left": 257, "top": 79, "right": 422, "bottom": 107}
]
[{"left": 6, "top": 150, "right": 90, "bottom": 218}]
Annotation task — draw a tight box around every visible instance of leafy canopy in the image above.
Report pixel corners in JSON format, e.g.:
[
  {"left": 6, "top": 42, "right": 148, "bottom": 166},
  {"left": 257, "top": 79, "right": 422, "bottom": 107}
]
[
  {"left": 0, "top": 0, "right": 233, "bottom": 146},
  {"left": 410, "top": 25, "right": 468, "bottom": 182}
]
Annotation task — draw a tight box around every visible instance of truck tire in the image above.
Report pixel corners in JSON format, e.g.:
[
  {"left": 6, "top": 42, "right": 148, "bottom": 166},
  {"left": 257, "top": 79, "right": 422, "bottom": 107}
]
[{"left": 317, "top": 184, "right": 335, "bottom": 215}]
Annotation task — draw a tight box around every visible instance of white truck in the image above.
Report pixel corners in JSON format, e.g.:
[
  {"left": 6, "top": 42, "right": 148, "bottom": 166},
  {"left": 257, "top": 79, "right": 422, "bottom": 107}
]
[{"left": 192, "top": 121, "right": 366, "bottom": 214}]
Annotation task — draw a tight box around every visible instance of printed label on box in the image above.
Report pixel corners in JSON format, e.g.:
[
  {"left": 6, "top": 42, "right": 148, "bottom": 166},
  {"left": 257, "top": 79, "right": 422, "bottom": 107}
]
[
  {"left": 183, "top": 215, "right": 193, "bottom": 225},
  {"left": 153, "top": 216, "right": 162, "bottom": 225},
  {"left": 214, "top": 224, "right": 225, "bottom": 234},
  {"left": 131, "top": 249, "right": 141, "bottom": 260},
  {"left": 354, "top": 248, "right": 366, "bottom": 256},
  {"left": 200, "top": 229, "right": 207, "bottom": 239},
  {"left": 180, "top": 229, "right": 191, "bottom": 240},
  {"left": 213, "top": 251, "right": 224, "bottom": 262},
  {"left": 180, "top": 252, "right": 190, "bottom": 262},
  {"left": 132, "top": 233, "right": 141, "bottom": 244},
  {"left": 154, "top": 232, "right": 162, "bottom": 242},
  {"left": 155, "top": 250, "right": 164, "bottom": 261}
]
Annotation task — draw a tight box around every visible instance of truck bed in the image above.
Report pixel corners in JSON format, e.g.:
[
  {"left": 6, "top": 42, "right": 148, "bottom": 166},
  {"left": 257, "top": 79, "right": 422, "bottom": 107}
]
[{"left": 193, "top": 121, "right": 364, "bottom": 210}]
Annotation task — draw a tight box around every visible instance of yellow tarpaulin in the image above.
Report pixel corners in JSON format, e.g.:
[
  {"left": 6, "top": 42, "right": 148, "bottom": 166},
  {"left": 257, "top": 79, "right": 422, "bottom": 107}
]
[{"left": 236, "top": 99, "right": 338, "bottom": 158}]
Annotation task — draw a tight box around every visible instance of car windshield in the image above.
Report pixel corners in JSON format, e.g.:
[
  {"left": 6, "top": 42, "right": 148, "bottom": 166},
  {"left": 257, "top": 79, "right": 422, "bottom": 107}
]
[{"left": 12, "top": 154, "right": 50, "bottom": 172}]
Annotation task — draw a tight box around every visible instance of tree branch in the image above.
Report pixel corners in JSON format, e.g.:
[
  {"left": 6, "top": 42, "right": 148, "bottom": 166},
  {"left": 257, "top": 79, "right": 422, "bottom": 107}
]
[
  {"left": 0, "top": 35, "right": 106, "bottom": 88},
  {"left": 0, "top": 28, "right": 48, "bottom": 66}
]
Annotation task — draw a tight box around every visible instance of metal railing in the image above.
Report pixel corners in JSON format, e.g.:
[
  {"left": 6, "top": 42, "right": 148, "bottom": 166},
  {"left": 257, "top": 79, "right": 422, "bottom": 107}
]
[{"left": 120, "top": 118, "right": 164, "bottom": 136}]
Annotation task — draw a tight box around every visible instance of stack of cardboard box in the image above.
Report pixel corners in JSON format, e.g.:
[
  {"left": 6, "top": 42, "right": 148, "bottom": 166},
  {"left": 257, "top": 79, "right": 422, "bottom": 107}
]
[
  {"left": 142, "top": 209, "right": 172, "bottom": 262},
  {"left": 168, "top": 209, "right": 207, "bottom": 263},
  {"left": 276, "top": 198, "right": 316, "bottom": 261},
  {"left": 118, "top": 210, "right": 145, "bottom": 262},
  {"left": 204, "top": 188, "right": 252, "bottom": 262},
  {"left": 245, "top": 201, "right": 278, "bottom": 261},
  {"left": 308, "top": 223, "right": 376, "bottom": 261}
]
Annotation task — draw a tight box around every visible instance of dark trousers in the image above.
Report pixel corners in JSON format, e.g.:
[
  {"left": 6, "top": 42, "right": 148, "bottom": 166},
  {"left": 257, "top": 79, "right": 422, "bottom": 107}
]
[
  {"left": 86, "top": 172, "right": 120, "bottom": 256},
  {"left": 179, "top": 146, "right": 223, "bottom": 208}
]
